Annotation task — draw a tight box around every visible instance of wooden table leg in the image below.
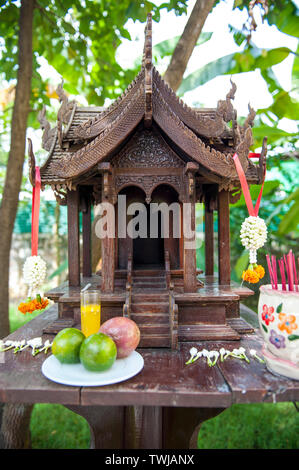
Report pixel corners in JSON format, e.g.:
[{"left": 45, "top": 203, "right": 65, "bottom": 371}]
[
  {"left": 162, "top": 407, "right": 225, "bottom": 449},
  {"left": 124, "top": 406, "right": 163, "bottom": 449},
  {"left": 65, "top": 405, "right": 125, "bottom": 449},
  {"left": 65, "top": 405, "right": 225, "bottom": 450}
]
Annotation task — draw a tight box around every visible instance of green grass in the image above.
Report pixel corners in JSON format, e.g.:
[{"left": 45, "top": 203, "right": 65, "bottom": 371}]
[
  {"left": 30, "top": 404, "right": 90, "bottom": 449},
  {"left": 8, "top": 304, "right": 299, "bottom": 449},
  {"left": 198, "top": 403, "right": 299, "bottom": 449}
]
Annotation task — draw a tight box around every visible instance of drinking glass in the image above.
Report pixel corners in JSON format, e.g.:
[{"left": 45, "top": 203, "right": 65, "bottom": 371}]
[{"left": 80, "top": 290, "right": 101, "bottom": 337}]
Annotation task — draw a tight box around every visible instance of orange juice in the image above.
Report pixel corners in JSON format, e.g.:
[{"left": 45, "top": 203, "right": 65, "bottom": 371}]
[{"left": 81, "top": 303, "right": 101, "bottom": 337}]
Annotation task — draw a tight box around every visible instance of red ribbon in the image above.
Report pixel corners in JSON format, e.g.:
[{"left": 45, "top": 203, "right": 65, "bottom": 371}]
[
  {"left": 31, "top": 167, "right": 41, "bottom": 256},
  {"left": 248, "top": 153, "right": 261, "bottom": 158},
  {"left": 233, "top": 153, "right": 266, "bottom": 217}
]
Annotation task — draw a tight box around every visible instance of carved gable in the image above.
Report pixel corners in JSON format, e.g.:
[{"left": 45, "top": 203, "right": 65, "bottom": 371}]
[{"left": 111, "top": 129, "right": 184, "bottom": 168}]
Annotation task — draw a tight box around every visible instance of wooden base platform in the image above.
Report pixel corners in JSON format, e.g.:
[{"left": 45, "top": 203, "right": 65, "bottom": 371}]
[{"left": 45, "top": 273, "right": 254, "bottom": 345}]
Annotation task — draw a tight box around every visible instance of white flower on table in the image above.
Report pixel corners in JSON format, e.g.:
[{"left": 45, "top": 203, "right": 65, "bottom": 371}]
[
  {"left": 27, "top": 337, "right": 43, "bottom": 356},
  {"left": 219, "top": 348, "right": 230, "bottom": 362},
  {"left": 226, "top": 347, "right": 250, "bottom": 363},
  {"left": 210, "top": 351, "right": 219, "bottom": 366},
  {"left": 185, "top": 347, "right": 198, "bottom": 364},
  {"left": 0, "top": 340, "right": 19, "bottom": 352},
  {"left": 39, "top": 340, "right": 53, "bottom": 355},
  {"left": 249, "top": 349, "right": 265, "bottom": 364}
]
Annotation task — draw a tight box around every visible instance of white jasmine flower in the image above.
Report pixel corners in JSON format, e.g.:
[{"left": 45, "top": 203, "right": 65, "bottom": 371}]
[
  {"left": 39, "top": 340, "right": 53, "bottom": 355},
  {"left": 229, "top": 347, "right": 250, "bottom": 363},
  {"left": 191, "top": 350, "right": 203, "bottom": 363},
  {"left": 210, "top": 351, "right": 219, "bottom": 366},
  {"left": 249, "top": 349, "right": 265, "bottom": 364},
  {"left": 27, "top": 337, "right": 43, "bottom": 356},
  {"left": 240, "top": 216, "right": 267, "bottom": 256},
  {"left": 205, "top": 351, "right": 214, "bottom": 367},
  {"left": 220, "top": 348, "right": 229, "bottom": 362},
  {"left": 23, "top": 255, "right": 47, "bottom": 298},
  {"left": 201, "top": 349, "right": 209, "bottom": 357},
  {"left": 0, "top": 340, "right": 18, "bottom": 352},
  {"left": 13, "top": 340, "right": 27, "bottom": 354},
  {"left": 185, "top": 347, "right": 198, "bottom": 364}
]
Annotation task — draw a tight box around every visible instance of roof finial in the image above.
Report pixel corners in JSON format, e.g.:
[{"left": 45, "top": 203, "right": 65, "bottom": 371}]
[
  {"left": 143, "top": 13, "right": 153, "bottom": 128},
  {"left": 142, "top": 12, "right": 152, "bottom": 69}
]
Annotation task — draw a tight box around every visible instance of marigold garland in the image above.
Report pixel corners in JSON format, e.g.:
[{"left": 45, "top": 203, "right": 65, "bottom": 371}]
[
  {"left": 18, "top": 255, "right": 48, "bottom": 315},
  {"left": 18, "top": 297, "right": 49, "bottom": 315},
  {"left": 242, "top": 264, "right": 265, "bottom": 284}
]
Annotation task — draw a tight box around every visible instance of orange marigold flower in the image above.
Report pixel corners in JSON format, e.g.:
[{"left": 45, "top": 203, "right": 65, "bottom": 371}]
[
  {"left": 278, "top": 313, "right": 298, "bottom": 334},
  {"left": 254, "top": 265, "right": 265, "bottom": 279},
  {"left": 18, "top": 297, "right": 49, "bottom": 315},
  {"left": 242, "top": 269, "right": 260, "bottom": 284}
]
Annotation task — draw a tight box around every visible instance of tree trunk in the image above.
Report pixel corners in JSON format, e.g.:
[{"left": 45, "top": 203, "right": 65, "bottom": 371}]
[
  {"left": 0, "top": 0, "right": 34, "bottom": 451},
  {"left": 163, "top": 0, "right": 216, "bottom": 91},
  {"left": 0, "top": 0, "right": 34, "bottom": 338}
]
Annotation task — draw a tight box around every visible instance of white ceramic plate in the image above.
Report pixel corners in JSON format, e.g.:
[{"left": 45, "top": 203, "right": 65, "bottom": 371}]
[{"left": 41, "top": 351, "right": 144, "bottom": 387}]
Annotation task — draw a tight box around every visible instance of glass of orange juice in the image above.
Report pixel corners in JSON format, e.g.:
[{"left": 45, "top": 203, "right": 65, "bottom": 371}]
[{"left": 80, "top": 290, "right": 101, "bottom": 337}]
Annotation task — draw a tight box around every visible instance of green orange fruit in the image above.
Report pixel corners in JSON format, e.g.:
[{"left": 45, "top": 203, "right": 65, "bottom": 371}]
[
  {"left": 52, "top": 328, "right": 85, "bottom": 364},
  {"left": 79, "top": 333, "right": 117, "bottom": 372}
]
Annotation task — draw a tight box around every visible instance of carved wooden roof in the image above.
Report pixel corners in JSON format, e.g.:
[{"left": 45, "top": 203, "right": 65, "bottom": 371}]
[{"left": 31, "top": 13, "right": 263, "bottom": 189}]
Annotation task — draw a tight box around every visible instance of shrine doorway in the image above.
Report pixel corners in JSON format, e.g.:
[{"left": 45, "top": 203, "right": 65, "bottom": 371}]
[{"left": 117, "top": 184, "right": 180, "bottom": 270}]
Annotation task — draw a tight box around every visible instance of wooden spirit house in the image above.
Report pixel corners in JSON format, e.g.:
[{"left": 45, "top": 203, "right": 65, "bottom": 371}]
[{"left": 29, "top": 14, "right": 266, "bottom": 348}]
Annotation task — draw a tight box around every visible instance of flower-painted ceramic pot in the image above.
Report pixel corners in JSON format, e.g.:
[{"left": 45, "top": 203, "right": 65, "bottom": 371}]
[{"left": 258, "top": 285, "right": 299, "bottom": 380}]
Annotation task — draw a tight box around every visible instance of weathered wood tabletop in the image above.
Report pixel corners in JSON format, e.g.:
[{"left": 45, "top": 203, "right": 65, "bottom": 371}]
[{"left": 0, "top": 305, "right": 298, "bottom": 449}]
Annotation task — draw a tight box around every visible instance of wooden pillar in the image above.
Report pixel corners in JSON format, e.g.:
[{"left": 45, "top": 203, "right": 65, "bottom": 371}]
[
  {"left": 99, "top": 164, "right": 115, "bottom": 293},
  {"left": 183, "top": 201, "right": 197, "bottom": 293},
  {"left": 101, "top": 220, "right": 115, "bottom": 293},
  {"left": 205, "top": 204, "right": 214, "bottom": 276},
  {"left": 67, "top": 188, "right": 80, "bottom": 287},
  {"left": 183, "top": 164, "right": 198, "bottom": 293},
  {"left": 82, "top": 190, "right": 92, "bottom": 278},
  {"left": 218, "top": 189, "right": 230, "bottom": 285}
]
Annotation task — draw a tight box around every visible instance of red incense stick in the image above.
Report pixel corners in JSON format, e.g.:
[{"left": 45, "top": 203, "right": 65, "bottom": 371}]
[
  {"left": 292, "top": 252, "right": 298, "bottom": 291},
  {"left": 271, "top": 255, "right": 278, "bottom": 290},
  {"left": 266, "top": 255, "right": 275, "bottom": 289},
  {"left": 287, "top": 251, "right": 294, "bottom": 292},
  {"left": 278, "top": 258, "right": 286, "bottom": 291}
]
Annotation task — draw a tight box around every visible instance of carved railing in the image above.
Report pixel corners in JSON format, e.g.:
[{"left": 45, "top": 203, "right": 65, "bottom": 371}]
[
  {"left": 123, "top": 253, "right": 132, "bottom": 318},
  {"left": 164, "top": 249, "right": 178, "bottom": 348},
  {"left": 165, "top": 250, "right": 171, "bottom": 290},
  {"left": 169, "top": 281, "right": 178, "bottom": 350}
]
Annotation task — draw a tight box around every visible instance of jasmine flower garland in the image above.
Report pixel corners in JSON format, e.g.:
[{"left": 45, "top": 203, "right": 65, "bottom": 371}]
[
  {"left": 240, "top": 216, "right": 267, "bottom": 264},
  {"left": 18, "top": 256, "right": 50, "bottom": 315},
  {"left": 240, "top": 216, "right": 267, "bottom": 284},
  {"left": 23, "top": 255, "right": 47, "bottom": 298},
  {"left": 232, "top": 151, "right": 268, "bottom": 285}
]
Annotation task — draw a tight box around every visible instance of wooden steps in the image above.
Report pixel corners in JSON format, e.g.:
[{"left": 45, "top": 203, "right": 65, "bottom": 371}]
[{"left": 131, "top": 273, "right": 171, "bottom": 347}]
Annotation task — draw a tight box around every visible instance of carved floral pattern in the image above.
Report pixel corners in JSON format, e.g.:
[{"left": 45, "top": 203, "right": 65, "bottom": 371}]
[{"left": 112, "top": 130, "right": 184, "bottom": 168}]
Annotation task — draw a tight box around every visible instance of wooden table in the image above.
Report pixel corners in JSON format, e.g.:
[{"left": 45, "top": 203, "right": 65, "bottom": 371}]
[{"left": 0, "top": 305, "right": 299, "bottom": 449}]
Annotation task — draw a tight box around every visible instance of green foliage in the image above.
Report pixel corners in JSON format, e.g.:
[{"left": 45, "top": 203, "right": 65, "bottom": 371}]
[
  {"left": 176, "top": 1, "right": 299, "bottom": 151},
  {"left": 0, "top": 0, "right": 189, "bottom": 114},
  {"left": 153, "top": 31, "right": 212, "bottom": 61}
]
